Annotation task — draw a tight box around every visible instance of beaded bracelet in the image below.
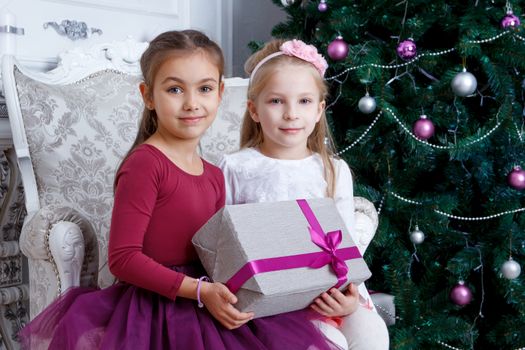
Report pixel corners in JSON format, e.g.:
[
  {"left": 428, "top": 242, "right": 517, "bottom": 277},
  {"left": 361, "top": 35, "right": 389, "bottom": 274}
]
[{"left": 196, "top": 276, "right": 210, "bottom": 308}]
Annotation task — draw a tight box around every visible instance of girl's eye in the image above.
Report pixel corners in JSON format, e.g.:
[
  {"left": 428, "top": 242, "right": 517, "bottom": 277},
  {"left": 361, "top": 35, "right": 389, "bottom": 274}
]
[
  {"left": 200, "top": 86, "right": 213, "bottom": 93},
  {"left": 270, "top": 98, "right": 282, "bottom": 104},
  {"left": 300, "top": 98, "right": 312, "bottom": 104},
  {"left": 168, "top": 86, "right": 183, "bottom": 94}
]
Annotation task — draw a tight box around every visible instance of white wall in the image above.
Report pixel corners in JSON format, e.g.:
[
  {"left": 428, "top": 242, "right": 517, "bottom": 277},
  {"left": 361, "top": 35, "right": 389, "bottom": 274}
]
[
  {"left": 189, "top": 0, "right": 234, "bottom": 77},
  {"left": 231, "top": 0, "right": 286, "bottom": 77}
]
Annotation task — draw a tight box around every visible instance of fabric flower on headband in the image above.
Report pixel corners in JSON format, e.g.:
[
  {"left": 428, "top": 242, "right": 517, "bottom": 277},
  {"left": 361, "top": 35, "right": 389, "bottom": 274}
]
[
  {"left": 249, "top": 39, "right": 329, "bottom": 81},
  {"left": 280, "top": 39, "right": 328, "bottom": 77}
]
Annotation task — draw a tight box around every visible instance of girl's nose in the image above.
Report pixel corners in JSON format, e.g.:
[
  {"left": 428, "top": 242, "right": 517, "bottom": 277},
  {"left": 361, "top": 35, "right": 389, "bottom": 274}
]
[
  {"left": 184, "top": 102, "right": 199, "bottom": 111},
  {"left": 283, "top": 107, "right": 298, "bottom": 120},
  {"left": 183, "top": 93, "right": 199, "bottom": 111}
]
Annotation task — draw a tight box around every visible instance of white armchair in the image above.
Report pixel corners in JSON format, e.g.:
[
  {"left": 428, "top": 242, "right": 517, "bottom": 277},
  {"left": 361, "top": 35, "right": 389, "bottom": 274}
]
[{"left": 1, "top": 39, "right": 386, "bottom": 322}]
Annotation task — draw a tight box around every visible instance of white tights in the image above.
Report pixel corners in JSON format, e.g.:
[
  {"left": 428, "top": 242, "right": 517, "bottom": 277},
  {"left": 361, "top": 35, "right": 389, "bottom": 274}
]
[{"left": 313, "top": 306, "right": 390, "bottom": 350}]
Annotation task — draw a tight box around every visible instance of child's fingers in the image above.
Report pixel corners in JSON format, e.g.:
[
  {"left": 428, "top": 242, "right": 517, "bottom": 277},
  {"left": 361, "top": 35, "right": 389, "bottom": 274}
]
[
  {"left": 344, "top": 283, "right": 359, "bottom": 297},
  {"left": 310, "top": 303, "right": 328, "bottom": 316},
  {"left": 328, "top": 288, "right": 349, "bottom": 304},
  {"left": 218, "top": 303, "right": 253, "bottom": 329},
  {"left": 224, "top": 304, "right": 253, "bottom": 322},
  {"left": 314, "top": 295, "right": 336, "bottom": 314},
  {"left": 320, "top": 291, "right": 341, "bottom": 309}
]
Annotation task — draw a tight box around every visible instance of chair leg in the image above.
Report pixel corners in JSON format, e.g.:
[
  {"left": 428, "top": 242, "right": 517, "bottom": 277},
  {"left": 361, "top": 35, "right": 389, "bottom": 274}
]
[{"left": 0, "top": 286, "right": 29, "bottom": 350}]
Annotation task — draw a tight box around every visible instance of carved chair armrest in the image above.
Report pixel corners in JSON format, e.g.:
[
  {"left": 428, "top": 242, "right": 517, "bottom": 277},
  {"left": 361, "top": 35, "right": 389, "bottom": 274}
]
[
  {"left": 20, "top": 205, "right": 99, "bottom": 295},
  {"left": 370, "top": 292, "right": 396, "bottom": 326},
  {"left": 352, "top": 198, "right": 397, "bottom": 326},
  {"left": 353, "top": 196, "right": 379, "bottom": 254}
]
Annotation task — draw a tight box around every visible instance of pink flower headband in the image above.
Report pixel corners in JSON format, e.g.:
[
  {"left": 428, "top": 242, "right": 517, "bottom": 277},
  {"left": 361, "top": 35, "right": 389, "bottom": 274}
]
[{"left": 249, "top": 39, "right": 328, "bottom": 81}]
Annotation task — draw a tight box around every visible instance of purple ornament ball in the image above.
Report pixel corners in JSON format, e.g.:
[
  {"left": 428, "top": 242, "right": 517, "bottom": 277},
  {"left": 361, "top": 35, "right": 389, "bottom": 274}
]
[
  {"left": 501, "top": 12, "right": 521, "bottom": 29},
  {"left": 327, "top": 36, "right": 349, "bottom": 61},
  {"left": 450, "top": 282, "right": 472, "bottom": 306},
  {"left": 413, "top": 115, "right": 434, "bottom": 140},
  {"left": 508, "top": 166, "right": 525, "bottom": 190},
  {"left": 318, "top": 0, "right": 328, "bottom": 12},
  {"left": 396, "top": 39, "right": 417, "bottom": 60}
]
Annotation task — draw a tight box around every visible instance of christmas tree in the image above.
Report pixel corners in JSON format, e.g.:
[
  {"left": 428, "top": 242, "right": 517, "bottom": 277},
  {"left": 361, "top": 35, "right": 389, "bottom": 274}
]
[{"left": 270, "top": 0, "right": 525, "bottom": 348}]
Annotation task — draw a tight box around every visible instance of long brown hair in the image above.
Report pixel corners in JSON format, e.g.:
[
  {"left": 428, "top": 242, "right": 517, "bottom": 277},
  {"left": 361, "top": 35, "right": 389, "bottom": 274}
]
[
  {"left": 241, "top": 39, "right": 338, "bottom": 197},
  {"left": 115, "top": 30, "right": 224, "bottom": 183}
]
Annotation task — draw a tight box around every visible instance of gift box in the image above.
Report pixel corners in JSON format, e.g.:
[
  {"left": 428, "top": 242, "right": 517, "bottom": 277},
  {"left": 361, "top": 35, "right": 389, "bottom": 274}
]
[{"left": 192, "top": 198, "right": 372, "bottom": 318}]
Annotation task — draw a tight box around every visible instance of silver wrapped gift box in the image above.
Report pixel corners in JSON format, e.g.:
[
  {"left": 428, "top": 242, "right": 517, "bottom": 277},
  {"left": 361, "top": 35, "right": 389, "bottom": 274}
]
[{"left": 192, "top": 198, "right": 372, "bottom": 318}]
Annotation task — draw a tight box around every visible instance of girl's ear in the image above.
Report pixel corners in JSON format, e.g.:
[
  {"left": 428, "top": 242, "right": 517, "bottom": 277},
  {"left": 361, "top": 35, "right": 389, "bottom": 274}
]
[
  {"left": 247, "top": 100, "right": 260, "bottom": 122},
  {"left": 140, "top": 82, "right": 154, "bottom": 110},
  {"left": 316, "top": 100, "right": 326, "bottom": 123},
  {"left": 218, "top": 81, "right": 225, "bottom": 100}
]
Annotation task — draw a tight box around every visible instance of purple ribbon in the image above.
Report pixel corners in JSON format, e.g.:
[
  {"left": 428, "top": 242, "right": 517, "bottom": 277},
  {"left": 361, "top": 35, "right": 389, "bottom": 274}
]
[{"left": 225, "top": 199, "right": 360, "bottom": 294}]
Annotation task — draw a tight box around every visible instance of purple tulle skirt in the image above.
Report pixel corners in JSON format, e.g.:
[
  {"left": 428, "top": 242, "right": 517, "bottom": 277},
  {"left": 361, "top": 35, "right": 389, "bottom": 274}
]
[{"left": 19, "top": 264, "right": 337, "bottom": 350}]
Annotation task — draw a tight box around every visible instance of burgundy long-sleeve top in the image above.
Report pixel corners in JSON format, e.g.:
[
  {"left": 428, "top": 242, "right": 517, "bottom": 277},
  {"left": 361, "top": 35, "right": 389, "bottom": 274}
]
[{"left": 108, "top": 144, "right": 225, "bottom": 299}]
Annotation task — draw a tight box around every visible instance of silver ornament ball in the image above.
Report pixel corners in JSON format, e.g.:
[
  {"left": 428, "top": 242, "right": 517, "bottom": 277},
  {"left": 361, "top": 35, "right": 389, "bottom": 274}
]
[
  {"left": 451, "top": 70, "right": 477, "bottom": 97},
  {"left": 501, "top": 258, "right": 521, "bottom": 280},
  {"left": 358, "top": 94, "right": 376, "bottom": 114},
  {"left": 280, "top": 0, "right": 295, "bottom": 6},
  {"left": 410, "top": 226, "right": 425, "bottom": 244}
]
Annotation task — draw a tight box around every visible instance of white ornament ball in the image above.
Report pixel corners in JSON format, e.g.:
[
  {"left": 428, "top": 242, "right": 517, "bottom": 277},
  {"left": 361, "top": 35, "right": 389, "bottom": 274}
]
[
  {"left": 358, "top": 93, "right": 376, "bottom": 114},
  {"left": 410, "top": 226, "right": 425, "bottom": 244},
  {"left": 451, "top": 69, "right": 477, "bottom": 97},
  {"left": 501, "top": 259, "right": 521, "bottom": 280}
]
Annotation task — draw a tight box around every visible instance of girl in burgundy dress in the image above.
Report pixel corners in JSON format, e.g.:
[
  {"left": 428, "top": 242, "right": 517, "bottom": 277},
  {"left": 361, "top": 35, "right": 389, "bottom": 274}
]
[{"left": 19, "top": 30, "right": 337, "bottom": 350}]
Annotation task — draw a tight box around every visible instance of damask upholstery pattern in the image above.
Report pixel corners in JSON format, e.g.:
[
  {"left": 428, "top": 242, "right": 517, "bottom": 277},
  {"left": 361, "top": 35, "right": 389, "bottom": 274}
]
[
  {"left": 15, "top": 69, "right": 248, "bottom": 316},
  {"left": 16, "top": 70, "right": 142, "bottom": 294},
  {"left": 200, "top": 83, "right": 246, "bottom": 163}
]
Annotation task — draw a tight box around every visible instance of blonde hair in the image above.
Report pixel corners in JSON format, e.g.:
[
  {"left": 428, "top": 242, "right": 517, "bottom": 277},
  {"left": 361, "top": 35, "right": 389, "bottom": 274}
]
[
  {"left": 115, "top": 30, "right": 224, "bottom": 186},
  {"left": 240, "top": 39, "right": 338, "bottom": 197}
]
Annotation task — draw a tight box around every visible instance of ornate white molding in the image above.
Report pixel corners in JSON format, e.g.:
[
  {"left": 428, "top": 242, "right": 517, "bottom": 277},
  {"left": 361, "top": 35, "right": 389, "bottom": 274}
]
[
  {"left": 10, "top": 37, "right": 147, "bottom": 85},
  {"left": 0, "top": 285, "right": 28, "bottom": 305},
  {"left": 0, "top": 241, "right": 20, "bottom": 258},
  {"left": 48, "top": 221, "right": 85, "bottom": 293},
  {"left": 43, "top": 20, "right": 102, "bottom": 41}
]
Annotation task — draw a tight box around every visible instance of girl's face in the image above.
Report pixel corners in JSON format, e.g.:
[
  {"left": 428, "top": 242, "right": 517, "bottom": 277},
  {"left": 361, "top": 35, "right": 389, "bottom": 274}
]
[
  {"left": 141, "top": 52, "right": 223, "bottom": 144},
  {"left": 248, "top": 63, "right": 325, "bottom": 159}
]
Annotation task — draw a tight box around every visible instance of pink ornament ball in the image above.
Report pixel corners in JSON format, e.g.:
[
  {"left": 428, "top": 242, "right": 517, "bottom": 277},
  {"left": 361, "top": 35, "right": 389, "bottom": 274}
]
[
  {"left": 450, "top": 282, "right": 472, "bottom": 306},
  {"left": 508, "top": 166, "right": 525, "bottom": 190},
  {"left": 396, "top": 39, "right": 417, "bottom": 60},
  {"left": 413, "top": 115, "right": 435, "bottom": 140},
  {"left": 501, "top": 12, "right": 521, "bottom": 29},
  {"left": 327, "top": 36, "right": 349, "bottom": 61},
  {"left": 318, "top": 0, "right": 328, "bottom": 12}
]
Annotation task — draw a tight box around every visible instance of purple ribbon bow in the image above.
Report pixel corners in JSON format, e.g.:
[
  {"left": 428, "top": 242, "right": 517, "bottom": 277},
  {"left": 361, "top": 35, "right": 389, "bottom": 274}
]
[{"left": 298, "top": 200, "right": 349, "bottom": 287}]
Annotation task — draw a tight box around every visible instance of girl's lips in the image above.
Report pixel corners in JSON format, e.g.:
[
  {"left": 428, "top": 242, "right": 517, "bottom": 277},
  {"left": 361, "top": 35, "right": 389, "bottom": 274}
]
[
  {"left": 179, "top": 116, "right": 205, "bottom": 124},
  {"left": 279, "top": 127, "right": 303, "bottom": 134}
]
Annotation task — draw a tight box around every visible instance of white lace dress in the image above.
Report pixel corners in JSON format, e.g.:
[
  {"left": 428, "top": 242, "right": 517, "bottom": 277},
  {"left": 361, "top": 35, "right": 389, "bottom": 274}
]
[{"left": 219, "top": 147, "right": 356, "bottom": 244}]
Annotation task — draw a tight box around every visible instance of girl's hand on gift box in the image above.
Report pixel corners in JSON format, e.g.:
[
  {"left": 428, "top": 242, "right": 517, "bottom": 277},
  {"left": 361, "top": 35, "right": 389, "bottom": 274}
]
[
  {"left": 200, "top": 281, "right": 254, "bottom": 329},
  {"left": 310, "top": 283, "right": 359, "bottom": 317}
]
